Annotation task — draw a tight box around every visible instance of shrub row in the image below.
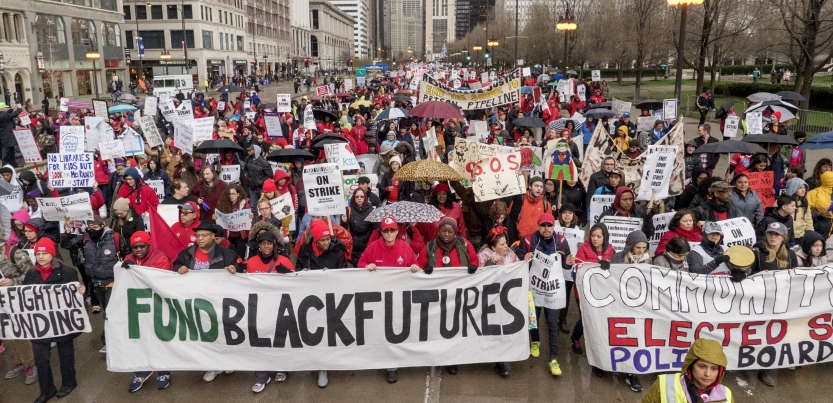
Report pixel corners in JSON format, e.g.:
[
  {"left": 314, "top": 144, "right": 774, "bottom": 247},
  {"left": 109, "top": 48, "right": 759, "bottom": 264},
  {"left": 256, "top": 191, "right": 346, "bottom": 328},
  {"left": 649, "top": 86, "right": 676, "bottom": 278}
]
[{"left": 711, "top": 82, "right": 833, "bottom": 110}]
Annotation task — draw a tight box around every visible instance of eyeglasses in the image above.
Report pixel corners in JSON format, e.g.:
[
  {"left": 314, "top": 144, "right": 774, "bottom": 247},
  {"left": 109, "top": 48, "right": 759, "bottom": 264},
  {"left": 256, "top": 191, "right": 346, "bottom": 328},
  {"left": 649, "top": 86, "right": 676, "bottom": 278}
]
[
  {"left": 181, "top": 211, "right": 195, "bottom": 215},
  {"left": 538, "top": 223, "right": 554, "bottom": 228},
  {"left": 382, "top": 228, "right": 397, "bottom": 233}
]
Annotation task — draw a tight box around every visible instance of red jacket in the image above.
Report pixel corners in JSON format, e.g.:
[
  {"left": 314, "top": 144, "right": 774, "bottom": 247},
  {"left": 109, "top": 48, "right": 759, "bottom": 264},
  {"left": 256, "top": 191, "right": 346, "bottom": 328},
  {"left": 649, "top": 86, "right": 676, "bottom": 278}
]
[
  {"left": 367, "top": 224, "right": 425, "bottom": 255},
  {"left": 170, "top": 201, "right": 201, "bottom": 247},
  {"left": 89, "top": 190, "right": 106, "bottom": 213},
  {"left": 415, "top": 203, "right": 467, "bottom": 242},
  {"left": 574, "top": 241, "right": 615, "bottom": 266},
  {"left": 94, "top": 160, "right": 110, "bottom": 185},
  {"left": 117, "top": 170, "right": 160, "bottom": 215},
  {"left": 654, "top": 226, "right": 703, "bottom": 257},
  {"left": 417, "top": 239, "right": 477, "bottom": 268},
  {"left": 247, "top": 254, "right": 295, "bottom": 273},
  {"left": 358, "top": 238, "right": 418, "bottom": 268},
  {"left": 125, "top": 246, "right": 173, "bottom": 270}
]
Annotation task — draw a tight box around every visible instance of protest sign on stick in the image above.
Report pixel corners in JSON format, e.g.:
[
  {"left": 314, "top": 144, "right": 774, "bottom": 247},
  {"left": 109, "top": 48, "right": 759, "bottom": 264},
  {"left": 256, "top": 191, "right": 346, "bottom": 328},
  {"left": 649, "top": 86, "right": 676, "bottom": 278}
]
[
  {"left": 13, "top": 129, "right": 42, "bottom": 163},
  {"left": 600, "top": 216, "right": 643, "bottom": 252},
  {"left": 591, "top": 70, "right": 601, "bottom": 82},
  {"left": 159, "top": 97, "right": 177, "bottom": 122},
  {"left": 93, "top": 100, "right": 108, "bottom": 118},
  {"left": 530, "top": 250, "right": 567, "bottom": 309},
  {"left": 589, "top": 195, "right": 615, "bottom": 227},
  {"left": 219, "top": 165, "right": 240, "bottom": 184},
  {"left": 471, "top": 153, "right": 527, "bottom": 202},
  {"left": 746, "top": 171, "right": 775, "bottom": 208},
  {"left": 264, "top": 113, "right": 283, "bottom": 138},
  {"left": 0, "top": 284, "right": 92, "bottom": 340},
  {"left": 746, "top": 111, "right": 763, "bottom": 134},
  {"left": 139, "top": 116, "right": 164, "bottom": 147},
  {"left": 146, "top": 179, "right": 166, "bottom": 201},
  {"left": 723, "top": 116, "right": 740, "bottom": 138},
  {"left": 144, "top": 96, "right": 158, "bottom": 116},
  {"left": 662, "top": 99, "right": 678, "bottom": 121},
  {"left": 174, "top": 122, "right": 194, "bottom": 155},
  {"left": 37, "top": 193, "right": 94, "bottom": 221},
  {"left": 637, "top": 145, "right": 678, "bottom": 201},
  {"left": 59, "top": 126, "right": 85, "bottom": 154},
  {"left": 303, "top": 105, "right": 316, "bottom": 130},
  {"left": 121, "top": 128, "right": 144, "bottom": 156},
  {"left": 215, "top": 210, "right": 252, "bottom": 232},
  {"left": 324, "top": 143, "right": 360, "bottom": 170},
  {"left": 277, "top": 95, "right": 291, "bottom": 112},
  {"left": 303, "top": 163, "right": 346, "bottom": 216},
  {"left": 59, "top": 97, "right": 69, "bottom": 112},
  {"left": 189, "top": 117, "right": 214, "bottom": 142},
  {"left": 176, "top": 100, "right": 194, "bottom": 121},
  {"left": 648, "top": 213, "right": 676, "bottom": 255},
  {"left": 343, "top": 174, "right": 379, "bottom": 200},
  {"left": 98, "top": 140, "right": 126, "bottom": 161},
  {"left": 47, "top": 153, "right": 94, "bottom": 188},
  {"left": 270, "top": 192, "right": 295, "bottom": 220}
]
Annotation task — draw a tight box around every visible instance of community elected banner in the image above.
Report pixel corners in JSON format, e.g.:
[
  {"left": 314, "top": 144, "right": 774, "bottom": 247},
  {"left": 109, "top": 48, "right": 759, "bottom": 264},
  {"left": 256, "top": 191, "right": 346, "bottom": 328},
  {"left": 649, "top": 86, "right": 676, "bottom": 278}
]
[
  {"left": 13, "top": 129, "right": 41, "bottom": 163},
  {"left": 59, "top": 126, "right": 85, "bottom": 153},
  {"left": 471, "top": 153, "right": 527, "bottom": 202},
  {"left": 600, "top": 216, "right": 643, "bottom": 252},
  {"left": 303, "top": 163, "right": 346, "bottom": 216},
  {"left": 47, "top": 153, "right": 94, "bottom": 188},
  {"left": 636, "top": 145, "right": 678, "bottom": 201},
  {"left": 0, "top": 283, "right": 92, "bottom": 340},
  {"left": 576, "top": 263, "right": 833, "bottom": 373},
  {"left": 37, "top": 193, "right": 94, "bottom": 221},
  {"left": 105, "top": 263, "right": 530, "bottom": 371},
  {"left": 418, "top": 69, "right": 522, "bottom": 110},
  {"left": 530, "top": 251, "right": 567, "bottom": 309}
]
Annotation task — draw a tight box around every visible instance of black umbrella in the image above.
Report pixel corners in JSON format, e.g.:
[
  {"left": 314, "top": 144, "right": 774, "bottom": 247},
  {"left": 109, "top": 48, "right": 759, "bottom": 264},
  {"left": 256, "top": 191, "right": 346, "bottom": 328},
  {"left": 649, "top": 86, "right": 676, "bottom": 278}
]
[
  {"left": 692, "top": 140, "right": 767, "bottom": 155},
  {"left": 217, "top": 84, "right": 244, "bottom": 93},
  {"left": 635, "top": 99, "right": 662, "bottom": 110},
  {"left": 311, "top": 133, "right": 348, "bottom": 145},
  {"left": 312, "top": 138, "right": 349, "bottom": 148},
  {"left": 193, "top": 139, "right": 244, "bottom": 153},
  {"left": 265, "top": 148, "right": 316, "bottom": 163},
  {"left": 257, "top": 103, "right": 277, "bottom": 110},
  {"left": 742, "top": 133, "right": 798, "bottom": 146},
  {"left": 593, "top": 102, "right": 613, "bottom": 110},
  {"left": 585, "top": 108, "right": 616, "bottom": 119},
  {"left": 776, "top": 91, "right": 806, "bottom": 102},
  {"left": 370, "top": 79, "right": 382, "bottom": 84},
  {"left": 512, "top": 116, "right": 546, "bottom": 128},
  {"left": 312, "top": 109, "right": 338, "bottom": 121},
  {"left": 392, "top": 95, "right": 411, "bottom": 102},
  {"left": 718, "top": 99, "right": 737, "bottom": 111}
]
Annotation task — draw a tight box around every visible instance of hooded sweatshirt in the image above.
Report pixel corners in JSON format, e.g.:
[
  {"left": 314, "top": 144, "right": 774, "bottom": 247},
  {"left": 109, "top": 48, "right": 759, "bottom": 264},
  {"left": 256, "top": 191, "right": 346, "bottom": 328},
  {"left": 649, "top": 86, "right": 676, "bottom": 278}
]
[
  {"left": 796, "top": 231, "right": 830, "bottom": 267},
  {"left": 357, "top": 237, "right": 418, "bottom": 268},
  {"left": 598, "top": 186, "right": 655, "bottom": 239},
  {"left": 170, "top": 201, "right": 201, "bottom": 246},
  {"left": 117, "top": 167, "right": 160, "bottom": 215},
  {"left": 784, "top": 177, "right": 813, "bottom": 239},
  {"left": 273, "top": 169, "right": 298, "bottom": 210},
  {"left": 8, "top": 209, "right": 30, "bottom": 246},
  {"left": 124, "top": 246, "right": 172, "bottom": 270},
  {"left": 0, "top": 164, "right": 24, "bottom": 213},
  {"left": 808, "top": 171, "right": 833, "bottom": 213},
  {"left": 611, "top": 231, "right": 651, "bottom": 264},
  {"left": 642, "top": 338, "right": 731, "bottom": 403}
]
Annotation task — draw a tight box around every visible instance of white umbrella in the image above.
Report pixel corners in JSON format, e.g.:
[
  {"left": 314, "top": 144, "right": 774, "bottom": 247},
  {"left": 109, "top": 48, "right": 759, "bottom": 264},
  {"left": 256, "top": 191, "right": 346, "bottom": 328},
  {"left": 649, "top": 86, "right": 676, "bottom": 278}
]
[
  {"left": 747, "top": 92, "right": 781, "bottom": 103},
  {"left": 745, "top": 101, "right": 798, "bottom": 121}
]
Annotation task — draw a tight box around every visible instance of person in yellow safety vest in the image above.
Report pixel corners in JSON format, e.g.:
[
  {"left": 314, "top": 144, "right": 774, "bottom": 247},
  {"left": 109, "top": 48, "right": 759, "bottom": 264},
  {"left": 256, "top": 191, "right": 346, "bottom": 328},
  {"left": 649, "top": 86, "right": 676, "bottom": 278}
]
[{"left": 642, "top": 338, "right": 733, "bottom": 403}]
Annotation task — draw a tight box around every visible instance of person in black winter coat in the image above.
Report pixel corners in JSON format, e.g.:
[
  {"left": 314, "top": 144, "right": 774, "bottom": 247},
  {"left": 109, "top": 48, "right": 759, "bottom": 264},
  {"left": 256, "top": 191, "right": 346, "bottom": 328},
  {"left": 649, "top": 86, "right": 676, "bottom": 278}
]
[
  {"left": 755, "top": 195, "right": 797, "bottom": 247},
  {"left": 173, "top": 223, "right": 241, "bottom": 273},
  {"left": 586, "top": 156, "right": 615, "bottom": 209},
  {"left": 555, "top": 179, "right": 587, "bottom": 226},
  {"left": 341, "top": 189, "right": 377, "bottom": 266},
  {"left": 143, "top": 157, "right": 172, "bottom": 200},
  {"left": 752, "top": 222, "right": 798, "bottom": 273},
  {"left": 24, "top": 238, "right": 85, "bottom": 402},
  {"left": 297, "top": 220, "right": 347, "bottom": 270},
  {"left": 244, "top": 144, "right": 273, "bottom": 203},
  {"left": 0, "top": 108, "right": 24, "bottom": 167},
  {"left": 473, "top": 199, "right": 519, "bottom": 248}
]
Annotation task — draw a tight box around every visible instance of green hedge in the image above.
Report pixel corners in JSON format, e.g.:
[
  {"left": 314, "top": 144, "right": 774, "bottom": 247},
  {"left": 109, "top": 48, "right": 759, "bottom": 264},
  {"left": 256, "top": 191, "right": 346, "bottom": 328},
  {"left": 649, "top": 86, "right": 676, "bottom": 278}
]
[
  {"left": 706, "top": 64, "right": 794, "bottom": 75},
  {"left": 712, "top": 82, "right": 833, "bottom": 110}
]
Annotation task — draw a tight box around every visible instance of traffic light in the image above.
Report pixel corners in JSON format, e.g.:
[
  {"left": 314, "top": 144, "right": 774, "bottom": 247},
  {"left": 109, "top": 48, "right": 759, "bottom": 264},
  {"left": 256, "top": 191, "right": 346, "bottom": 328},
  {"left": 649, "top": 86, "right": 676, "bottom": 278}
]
[
  {"left": 304, "top": 58, "right": 309, "bottom": 67},
  {"left": 349, "top": 59, "right": 353, "bottom": 66},
  {"left": 484, "top": 49, "right": 490, "bottom": 58},
  {"left": 466, "top": 55, "right": 470, "bottom": 60}
]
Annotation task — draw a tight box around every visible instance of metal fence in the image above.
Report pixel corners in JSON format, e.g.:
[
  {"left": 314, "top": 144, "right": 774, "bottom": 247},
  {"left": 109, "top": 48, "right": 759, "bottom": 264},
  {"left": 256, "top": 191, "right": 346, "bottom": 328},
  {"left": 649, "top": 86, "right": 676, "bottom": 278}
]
[{"left": 792, "top": 109, "right": 833, "bottom": 135}]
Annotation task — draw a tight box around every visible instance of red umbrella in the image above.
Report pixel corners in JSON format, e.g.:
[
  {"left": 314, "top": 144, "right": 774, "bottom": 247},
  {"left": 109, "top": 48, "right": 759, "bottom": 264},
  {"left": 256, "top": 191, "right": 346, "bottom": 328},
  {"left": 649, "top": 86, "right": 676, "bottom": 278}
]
[{"left": 408, "top": 101, "right": 462, "bottom": 119}]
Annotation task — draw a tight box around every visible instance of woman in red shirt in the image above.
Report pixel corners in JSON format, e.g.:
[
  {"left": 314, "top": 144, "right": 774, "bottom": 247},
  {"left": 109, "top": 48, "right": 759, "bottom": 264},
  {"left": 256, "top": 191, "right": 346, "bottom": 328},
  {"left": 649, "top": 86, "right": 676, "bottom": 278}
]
[
  {"left": 417, "top": 217, "right": 478, "bottom": 271},
  {"left": 654, "top": 209, "right": 702, "bottom": 257}
]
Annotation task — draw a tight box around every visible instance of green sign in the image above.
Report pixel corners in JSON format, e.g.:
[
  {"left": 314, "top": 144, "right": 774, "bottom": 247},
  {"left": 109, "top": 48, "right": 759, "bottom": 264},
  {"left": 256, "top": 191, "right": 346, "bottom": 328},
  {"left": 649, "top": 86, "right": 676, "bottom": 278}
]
[{"left": 355, "top": 68, "right": 367, "bottom": 77}]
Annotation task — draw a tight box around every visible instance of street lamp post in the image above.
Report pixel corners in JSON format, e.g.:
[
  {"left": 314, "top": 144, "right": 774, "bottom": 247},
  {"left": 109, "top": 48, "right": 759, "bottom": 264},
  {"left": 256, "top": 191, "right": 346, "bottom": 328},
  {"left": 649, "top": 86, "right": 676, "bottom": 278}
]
[
  {"left": 135, "top": 1, "right": 148, "bottom": 83},
  {"left": 556, "top": 4, "right": 577, "bottom": 73},
  {"left": 487, "top": 39, "right": 499, "bottom": 67},
  {"left": 160, "top": 50, "right": 171, "bottom": 75},
  {"left": 667, "top": 0, "right": 703, "bottom": 100},
  {"left": 473, "top": 45, "right": 482, "bottom": 68},
  {"left": 86, "top": 49, "right": 101, "bottom": 99}
]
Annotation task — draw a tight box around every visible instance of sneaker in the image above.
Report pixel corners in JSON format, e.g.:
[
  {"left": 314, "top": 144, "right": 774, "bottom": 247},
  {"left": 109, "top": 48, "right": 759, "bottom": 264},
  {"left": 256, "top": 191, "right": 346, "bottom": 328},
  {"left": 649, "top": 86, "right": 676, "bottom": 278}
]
[
  {"left": 129, "top": 373, "right": 152, "bottom": 393},
  {"left": 758, "top": 370, "right": 776, "bottom": 387},
  {"left": 50, "top": 342, "right": 57, "bottom": 349},
  {"left": 5, "top": 363, "right": 25, "bottom": 379},
  {"left": 318, "top": 370, "right": 328, "bottom": 388},
  {"left": 592, "top": 366, "right": 605, "bottom": 377},
  {"left": 252, "top": 377, "right": 270, "bottom": 393},
  {"left": 530, "top": 341, "right": 541, "bottom": 358},
  {"left": 203, "top": 371, "right": 220, "bottom": 382},
  {"left": 626, "top": 374, "right": 643, "bottom": 392},
  {"left": 494, "top": 362, "right": 510, "bottom": 377},
  {"left": 157, "top": 374, "right": 170, "bottom": 389},
  {"left": 548, "top": 359, "right": 562, "bottom": 376},
  {"left": 275, "top": 372, "right": 287, "bottom": 382},
  {"left": 92, "top": 305, "right": 102, "bottom": 314},
  {"left": 99, "top": 346, "right": 107, "bottom": 354},
  {"left": 24, "top": 366, "right": 37, "bottom": 385},
  {"left": 571, "top": 340, "right": 583, "bottom": 355},
  {"left": 386, "top": 369, "right": 399, "bottom": 384}
]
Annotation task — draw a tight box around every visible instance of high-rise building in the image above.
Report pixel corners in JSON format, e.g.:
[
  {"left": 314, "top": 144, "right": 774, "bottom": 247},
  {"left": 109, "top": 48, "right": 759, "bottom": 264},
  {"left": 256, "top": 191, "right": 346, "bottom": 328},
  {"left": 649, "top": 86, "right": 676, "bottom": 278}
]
[
  {"left": 384, "top": 0, "right": 423, "bottom": 62},
  {"left": 244, "top": 0, "right": 292, "bottom": 75},
  {"left": 328, "top": 0, "right": 376, "bottom": 60},
  {"left": 455, "top": 0, "right": 495, "bottom": 40},
  {"left": 290, "top": 0, "right": 311, "bottom": 72},
  {"left": 425, "top": 0, "right": 456, "bottom": 61}
]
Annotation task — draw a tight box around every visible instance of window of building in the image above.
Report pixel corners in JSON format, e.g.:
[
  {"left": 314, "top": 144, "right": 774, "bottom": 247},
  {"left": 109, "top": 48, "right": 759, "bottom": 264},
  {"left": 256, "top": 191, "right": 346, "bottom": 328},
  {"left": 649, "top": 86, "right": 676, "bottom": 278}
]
[
  {"left": 68, "top": 0, "right": 91, "bottom": 6},
  {"left": 202, "top": 30, "right": 212, "bottom": 49},
  {"left": 170, "top": 30, "right": 195, "bottom": 48},
  {"left": 311, "top": 10, "right": 319, "bottom": 29},
  {"left": 123, "top": 5, "right": 132, "bottom": 20},
  {"left": 139, "top": 30, "right": 165, "bottom": 49},
  {"left": 125, "top": 30, "right": 133, "bottom": 49},
  {"left": 184, "top": 5, "right": 193, "bottom": 19},
  {"left": 71, "top": 18, "right": 96, "bottom": 46},
  {"left": 310, "top": 35, "right": 318, "bottom": 57},
  {"left": 151, "top": 5, "right": 163, "bottom": 19},
  {"left": 34, "top": 14, "right": 66, "bottom": 44},
  {"left": 168, "top": 5, "right": 178, "bottom": 19},
  {"left": 237, "top": 35, "right": 243, "bottom": 51},
  {"left": 103, "top": 22, "right": 122, "bottom": 47},
  {"left": 100, "top": 0, "right": 117, "bottom": 11},
  {"left": 136, "top": 5, "right": 148, "bottom": 20}
]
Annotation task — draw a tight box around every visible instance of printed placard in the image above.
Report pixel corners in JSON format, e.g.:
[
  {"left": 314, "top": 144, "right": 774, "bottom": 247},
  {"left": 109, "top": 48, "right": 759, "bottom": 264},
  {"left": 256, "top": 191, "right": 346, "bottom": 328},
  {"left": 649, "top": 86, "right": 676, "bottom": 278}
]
[
  {"left": 637, "top": 145, "right": 678, "bottom": 201},
  {"left": 591, "top": 70, "right": 601, "bottom": 82},
  {"left": 144, "top": 96, "right": 158, "bottom": 116},
  {"left": 276, "top": 94, "right": 292, "bottom": 112},
  {"left": 17, "top": 111, "right": 31, "bottom": 126},
  {"left": 189, "top": 117, "right": 215, "bottom": 142},
  {"left": 589, "top": 194, "right": 615, "bottom": 227},
  {"left": 47, "top": 153, "right": 94, "bottom": 188},
  {"left": 746, "top": 111, "right": 763, "bottom": 134},
  {"left": 93, "top": 100, "right": 108, "bottom": 118},
  {"left": 121, "top": 128, "right": 144, "bottom": 156},
  {"left": 716, "top": 216, "right": 756, "bottom": 247},
  {"left": 723, "top": 116, "right": 740, "bottom": 138},
  {"left": 37, "top": 193, "right": 94, "bottom": 221},
  {"left": 662, "top": 99, "right": 678, "bottom": 121},
  {"left": 600, "top": 216, "right": 643, "bottom": 252},
  {"left": 176, "top": 100, "right": 194, "bottom": 121},
  {"left": 146, "top": 179, "right": 166, "bottom": 201},
  {"left": 13, "top": 129, "right": 42, "bottom": 163},
  {"left": 343, "top": 174, "right": 379, "bottom": 200},
  {"left": 264, "top": 113, "right": 283, "bottom": 138},
  {"left": 219, "top": 165, "right": 241, "bottom": 184},
  {"left": 324, "top": 143, "right": 360, "bottom": 170},
  {"left": 303, "top": 163, "right": 346, "bottom": 216},
  {"left": 530, "top": 250, "right": 566, "bottom": 309},
  {"left": 316, "top": 86, "right": 330, "bottom": 97},
  {"left": 159, "top": 97, "right": 177, "bottom": 122},
  {"left": 174, "top": 121, "right": 194, "bottom": 155},
  {"left": 303, "top": 104, "right": 316, "bottom": 130},
  {"left": 98, "top": 140, "right": 127, "bottom": 161},
  {"left": 59, "top": 98, "right": 69, "bottom": 112},
  {"left": 269, "top": 192, "right": 295, "bottom": 220},
  {"left": 648, "top": 213, "right": 676, "bottom": 256}
]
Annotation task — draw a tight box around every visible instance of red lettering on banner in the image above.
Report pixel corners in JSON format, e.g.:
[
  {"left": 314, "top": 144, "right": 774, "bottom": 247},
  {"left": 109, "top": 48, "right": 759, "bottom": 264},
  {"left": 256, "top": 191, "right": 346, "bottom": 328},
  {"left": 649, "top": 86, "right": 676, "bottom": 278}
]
[
  {"left": 669, "top": 321, "right": 692, "bottom": 348},
  {"left": 766, "top": 320, "right": 788, "bottom": 344},
  {"left": 608, "top": 318, "right": 638, "bottom": 347},
  {"left": 694, "top": 322, "right": 714, "bottom": 340},
  {"left": 490, "top": 157, "right": 502, "bottom": 172},
  {"left": 644, "top": 319, "right": 666, "bottom": 347},
  {"left": 809, "top": 314, "right": 832, "bottom": 341},
  {"left": 507, "top": 153, "right": 520, "bottom": 170},
  {"left": 717, "top": 323, "right": 740, "bottom": 346},
  {"left": 741, "top": 321, "right": 765, "bottom": 345}
]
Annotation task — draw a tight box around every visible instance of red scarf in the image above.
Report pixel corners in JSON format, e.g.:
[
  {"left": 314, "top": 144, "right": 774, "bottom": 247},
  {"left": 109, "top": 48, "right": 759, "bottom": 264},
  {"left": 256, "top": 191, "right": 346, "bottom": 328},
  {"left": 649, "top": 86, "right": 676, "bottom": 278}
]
[{"left": 36, "top": 263, "right": 53, "bottom": 281}]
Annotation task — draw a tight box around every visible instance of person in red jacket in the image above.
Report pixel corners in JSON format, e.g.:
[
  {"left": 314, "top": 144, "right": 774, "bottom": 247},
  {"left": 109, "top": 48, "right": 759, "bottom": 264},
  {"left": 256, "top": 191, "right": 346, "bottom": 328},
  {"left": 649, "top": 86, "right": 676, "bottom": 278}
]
[
  {"left": 273, "top": 169, "right": 298, "bottom": 212},
  {"left": 171, "top": 201, "right": 201, "bottom": 247},
  {"left": 417, "top": 217, "right": 477, "bottom": 272},
  {"left": 122, "top": 231, "right": 173, "bottom": 392},
  {"left": 76, "top": 187, "right": 105, "bottom": 214},
  {"left": 654, "top": 209, "right": 702, "bottom": 257},
  {"left": 117, "top": 167, "right": 160, "bottom": 215},
  {"left": 417, "top": 183, "right": 466, "bottom": 242},
  {"left": 93, "top": 152, "right": 111, "bottom": 206},
  {"left": 367, "top": 221, "right": 425, "bottom": 255},
  {"left": 357, "top": 216, "right": 419, "bottom": 384}
]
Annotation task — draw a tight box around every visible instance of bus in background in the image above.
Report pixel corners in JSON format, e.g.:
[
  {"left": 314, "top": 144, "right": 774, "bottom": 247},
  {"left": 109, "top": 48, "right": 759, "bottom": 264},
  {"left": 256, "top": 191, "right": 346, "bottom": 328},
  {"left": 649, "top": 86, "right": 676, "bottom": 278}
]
[{"left": 152, "top": 75, "right": 195, "bottom": 97}]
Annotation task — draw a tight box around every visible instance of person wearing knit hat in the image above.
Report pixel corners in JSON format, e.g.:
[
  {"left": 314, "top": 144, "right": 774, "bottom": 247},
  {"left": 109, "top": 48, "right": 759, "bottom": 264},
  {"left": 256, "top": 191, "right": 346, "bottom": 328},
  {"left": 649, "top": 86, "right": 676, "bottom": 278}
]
[
  {"left": 262, "top": 178, "right": 278, "bottom": 194},
  {"left": 296, "top": 220, "right": 345, "bottom": 271},
  {"left": 422, "top": 182, "right": 466, "bottom": 242},
  {"left": 24, "top": 237, "right": 85, "bottom": 402},
  {"left": 380, "top": 155, "right": 402, "bottom": 203},
  {"left": 557, "top": 203, "right": 579, "bottom": 228},
  {"left": 113, "top": 197, "right": 130, "bottom": 212}
]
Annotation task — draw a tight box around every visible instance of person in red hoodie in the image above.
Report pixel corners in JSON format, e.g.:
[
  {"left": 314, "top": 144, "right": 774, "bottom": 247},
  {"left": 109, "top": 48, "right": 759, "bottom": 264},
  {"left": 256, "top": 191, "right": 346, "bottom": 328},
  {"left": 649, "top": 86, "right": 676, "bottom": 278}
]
[
  {"left": 117, "top": 167, "right": 160, "bottom": 215},
  {"left": 416, "top": 183, "right": 466, "bottom": 242},
  {"left": 654, "top": 209, "right": 702, "bottom": 257},
  {"left": 171, "top": 201, "right": 201, "bottom": 247},
  {"left": 75, "top": 187, "right": 105, "bottom": 215},
  {"left": 273, "top": 169, "right": 298, "bottom": 211},
  {"left": 357, "top": 216, "right": 419, "bottom": 384},
  {"left": 120, "top": 230, "right": 175, "bottom": 391}
]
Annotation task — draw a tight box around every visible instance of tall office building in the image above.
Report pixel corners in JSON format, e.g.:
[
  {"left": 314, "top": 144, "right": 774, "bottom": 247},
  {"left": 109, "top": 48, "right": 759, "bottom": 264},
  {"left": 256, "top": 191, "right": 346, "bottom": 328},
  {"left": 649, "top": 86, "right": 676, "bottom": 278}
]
[
  {"left": 456, "top": 0, "right": 495, "bottom": 40},
  {"left": 328, "top": 0, "right": 376, "bottom": 59},
  {"left": 290, "top": 0, "right": 311, "bottom": 71},
  {"left": 384, "top": 0, "right": 423, "bottom": 62},
  {"left": 244, "top": 0, "right": 292, "bottom": 74},
  {"left": 424, "top": 0, "right": 455, "bottom": 60}
]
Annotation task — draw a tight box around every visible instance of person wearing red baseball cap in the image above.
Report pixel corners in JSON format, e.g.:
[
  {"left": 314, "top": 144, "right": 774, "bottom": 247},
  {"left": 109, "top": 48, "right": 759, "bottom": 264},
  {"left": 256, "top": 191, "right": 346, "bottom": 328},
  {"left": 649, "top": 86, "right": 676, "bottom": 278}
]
[
  {"left": 121, "top": 231, "right": 173, "bottom": 392},
  {"left": 357, "top": 216, "right": 419, "bottom": 385},
  {"left": 23, "top": 238, "right": 86, "bottom": 402}
]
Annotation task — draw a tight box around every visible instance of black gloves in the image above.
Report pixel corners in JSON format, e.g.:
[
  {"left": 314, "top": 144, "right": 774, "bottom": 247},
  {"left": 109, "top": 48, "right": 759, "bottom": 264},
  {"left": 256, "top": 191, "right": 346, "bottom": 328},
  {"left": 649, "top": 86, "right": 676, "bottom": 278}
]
[
  {"left": 713, "top": 255, "right": 731, "bottom": 266},
  {"left": 121, "top": 259, "right": 135, "bottom": 269},
  {"left": 600, "top": 260, "right": 611, "bottom": 271},
  {"left": 467, "top": 264, "right": 478, "bottom": 274},
  {"left": 423, "top": 265, "right": 434, "bottom": 275}
]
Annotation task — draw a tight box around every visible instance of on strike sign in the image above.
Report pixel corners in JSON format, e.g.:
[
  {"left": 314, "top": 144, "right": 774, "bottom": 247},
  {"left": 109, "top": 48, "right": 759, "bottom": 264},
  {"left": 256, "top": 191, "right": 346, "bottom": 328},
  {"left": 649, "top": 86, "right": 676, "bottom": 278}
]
[{"left": 302, "top": 163, "right": 346, "bottom": 216}]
